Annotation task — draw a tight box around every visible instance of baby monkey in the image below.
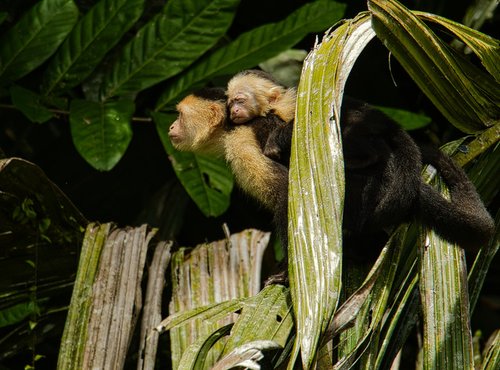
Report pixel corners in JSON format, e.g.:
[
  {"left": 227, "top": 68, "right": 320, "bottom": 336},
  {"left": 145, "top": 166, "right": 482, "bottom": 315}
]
[
  {"left": 227, "top": 70, "right": 295, "bottom": 164},
  {"left": 227, "top": 70, "right": 296, "bottom": 124}
]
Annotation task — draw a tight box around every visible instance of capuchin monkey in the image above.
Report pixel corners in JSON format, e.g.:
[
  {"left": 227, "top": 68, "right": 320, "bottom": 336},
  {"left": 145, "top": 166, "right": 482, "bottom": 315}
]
[
  {"left": 225, "top": 70, "right": 495, "bottom": 254},
  {"left": 168, "top": 87, "right": 495, "bottom": 266},
  {"left": 169, "top": 88, "right": 290, "bottom": 248}
]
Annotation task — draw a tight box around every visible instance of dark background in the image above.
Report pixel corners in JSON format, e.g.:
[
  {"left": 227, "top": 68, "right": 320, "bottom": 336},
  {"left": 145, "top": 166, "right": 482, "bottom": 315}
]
[{"left": 0, "top": 0, "right": 498, "bottom": 368}]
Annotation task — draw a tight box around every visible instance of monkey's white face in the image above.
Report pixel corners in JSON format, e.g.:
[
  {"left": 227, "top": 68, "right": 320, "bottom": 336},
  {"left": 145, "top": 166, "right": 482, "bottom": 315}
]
[
  {"left": 169, "top": 97, "right": 206, "bottom": 150},
  {"left": 168, "top": 94, "right": 226, "bottom": 154}
]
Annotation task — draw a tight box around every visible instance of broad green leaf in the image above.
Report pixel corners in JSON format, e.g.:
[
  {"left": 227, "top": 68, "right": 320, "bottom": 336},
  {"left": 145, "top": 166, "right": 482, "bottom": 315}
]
[
  {"left": 0, "top": 301, "right": 39, "bottom": 328},
  {"left": 101, "top": 0, "right": 240, "bottom": 99},
  {"left": 155, "top": 0, "right": 346, "bottom": 110},
  {"left": 259, "top": 49, "right": 308, "bottom": 87},
  {"left": 0, "top": 0, "right": 78, "bottom": 84},
  {"left": 69, "top": 99, "right": 134, "bottom": 171},
  {"left": 10, "top": 85, "right": 54, "bottom": 123},
  {"left": 374, "top": 105, "right": 431, "bottom": 130},
  {"left": 153, "top": 112, "right": 233, "bottom": 217},
  {"left": 42, "top": 0, "right": 145, "bottom": 94},
  {"left": 368, "top": 0, "right": 500, "bottom": 133}
]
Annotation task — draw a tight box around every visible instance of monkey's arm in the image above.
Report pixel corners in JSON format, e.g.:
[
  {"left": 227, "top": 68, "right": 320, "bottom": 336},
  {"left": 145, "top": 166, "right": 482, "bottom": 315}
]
[
  {"left": 263, "top": 122, "right": 293, "bottom": 166},
  {"left": 418, "top": 147, "right": 494, "bottom": 250}
]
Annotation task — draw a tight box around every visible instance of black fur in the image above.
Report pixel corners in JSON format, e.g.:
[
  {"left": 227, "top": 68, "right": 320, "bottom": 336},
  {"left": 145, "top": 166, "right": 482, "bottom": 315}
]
[
  {"left": 225, "top": 115, "right": 290, "bottom": 247},
  {"left": 248, "top": 114, "right": 292, "bottom": 167},
  {"left": 187, "top": 88, "right": 493, "bottom": 258},
  {"left": 192, "top": 87, "right": 226, "bottom": 102},
  {"left": 241, "top": 97, "right": 494, "bottom": 257},
  {"left": 418, "top": 146, "right": 494, "bottom": 250}
]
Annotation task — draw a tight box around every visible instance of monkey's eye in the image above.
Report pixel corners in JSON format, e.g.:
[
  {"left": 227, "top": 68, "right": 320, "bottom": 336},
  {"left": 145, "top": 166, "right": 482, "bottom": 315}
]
[{"left": 233, "top": 93, "right": 247, "bottom": 103}]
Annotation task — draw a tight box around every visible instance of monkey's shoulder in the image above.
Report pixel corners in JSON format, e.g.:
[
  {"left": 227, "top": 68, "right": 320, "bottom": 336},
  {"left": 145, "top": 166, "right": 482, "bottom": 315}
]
[
  {"left": 341, "top": 97, "right": 401, "bottom": 137},
  {"left": 232, "top": 114, "right": 287, "bottom": 148}
]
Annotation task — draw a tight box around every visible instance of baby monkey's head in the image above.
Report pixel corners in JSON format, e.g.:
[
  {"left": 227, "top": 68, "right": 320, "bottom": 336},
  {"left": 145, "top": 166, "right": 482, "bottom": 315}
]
[{"left": 226, "top": 70, "right": 284, "bottom": 124}]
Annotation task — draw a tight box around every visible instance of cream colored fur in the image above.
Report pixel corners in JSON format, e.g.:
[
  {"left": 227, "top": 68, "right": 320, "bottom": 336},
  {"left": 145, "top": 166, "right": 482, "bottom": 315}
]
[
  {"left": 174, "top": 93, "right": 284, "bottom": 210},
  {"left": 227, "top": 74, "right": 296, "bottom": 123},
  {"left": 176, "top": 96, "right": 226, "bottom": 156},
  {"left": 224, "top": 125, "right": 281, "bottom": 209}
]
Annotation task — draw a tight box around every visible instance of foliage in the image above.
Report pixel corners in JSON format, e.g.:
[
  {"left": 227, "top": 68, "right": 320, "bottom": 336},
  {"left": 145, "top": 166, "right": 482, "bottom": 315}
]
[
  {"left": 0, "top": 0, "right": 498, "bottom": 369},
  {"left": 156, "top": 0, "right": 499, "bottom": 368},
  {"left": 0, "top": 0, "right": 346, "bottom": 214}
]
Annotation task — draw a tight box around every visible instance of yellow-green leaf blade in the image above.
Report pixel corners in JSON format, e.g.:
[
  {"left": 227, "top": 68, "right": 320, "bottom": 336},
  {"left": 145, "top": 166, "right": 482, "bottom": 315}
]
[
  {"left": 415, "top": 11, "right": 500, "bottom": 82},
  {"left": 419, "top": 178, "right": 474, "bottom": 369},
  {"left": 287, "top": 14, "right": 375, "bottom": 368},
  {"left": 368, "top": 0, "right": 500, "bottom": 133}
]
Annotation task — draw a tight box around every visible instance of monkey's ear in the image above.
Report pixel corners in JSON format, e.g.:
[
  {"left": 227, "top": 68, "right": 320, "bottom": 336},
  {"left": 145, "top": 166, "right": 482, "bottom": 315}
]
[
  {"left": 208, "top": 102, "right": 225, "bottom": 126},
  {"left": 268, "top": 86, "right": 281, "bottom": 103}
]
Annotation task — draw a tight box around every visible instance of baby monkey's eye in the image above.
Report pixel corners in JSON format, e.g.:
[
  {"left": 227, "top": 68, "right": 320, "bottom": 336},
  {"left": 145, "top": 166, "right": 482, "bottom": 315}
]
[{"left": 233, "top": 93, "right": 247, "bottom": 103}]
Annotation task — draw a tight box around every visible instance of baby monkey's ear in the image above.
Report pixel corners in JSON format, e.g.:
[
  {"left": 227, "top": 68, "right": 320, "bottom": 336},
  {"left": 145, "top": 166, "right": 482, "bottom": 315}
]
[{"left": 268, "top": 86, "right": 282, "bottom": 103}]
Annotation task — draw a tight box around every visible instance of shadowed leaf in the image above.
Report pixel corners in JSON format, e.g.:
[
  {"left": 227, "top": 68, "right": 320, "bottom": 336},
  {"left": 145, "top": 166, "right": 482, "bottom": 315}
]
[
  {"left": 70, "top": 99, "right": 134, "bottom": 171},
  {"left": 0, "top": 0, "right": 78, "bottom": 83}
]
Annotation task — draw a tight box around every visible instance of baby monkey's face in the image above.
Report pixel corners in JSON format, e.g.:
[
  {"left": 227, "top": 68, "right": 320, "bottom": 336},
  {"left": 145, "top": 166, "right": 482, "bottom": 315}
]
[{"left": 227, "top": 92, "right": 260, "bottom": 124}]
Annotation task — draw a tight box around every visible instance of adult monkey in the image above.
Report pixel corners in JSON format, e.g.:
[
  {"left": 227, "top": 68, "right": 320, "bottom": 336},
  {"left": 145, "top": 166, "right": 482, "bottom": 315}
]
[
  {"left": 168, "top": 87, "right": 494, "bottom": 263},
  {"left": 169, "top": 88, "right": 289, "bottom": 249}
]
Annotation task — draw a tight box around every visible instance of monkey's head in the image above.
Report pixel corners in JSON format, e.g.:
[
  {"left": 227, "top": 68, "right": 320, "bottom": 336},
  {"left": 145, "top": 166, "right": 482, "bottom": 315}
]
[
  {"left": 169, "top": 88, "right": 227, "bottom": 154},
  {"left": 227, "top": 70, "right": 283, "bottom": 124}
]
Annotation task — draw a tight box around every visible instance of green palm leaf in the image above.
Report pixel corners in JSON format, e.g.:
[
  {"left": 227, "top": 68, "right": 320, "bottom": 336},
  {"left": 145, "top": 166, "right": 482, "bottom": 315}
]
[
  {"left": 368, "top": 0, "right": 500, "bottom": 133},
  {"left": 419, "top": 223, "right": 474, "bottom": 368}
]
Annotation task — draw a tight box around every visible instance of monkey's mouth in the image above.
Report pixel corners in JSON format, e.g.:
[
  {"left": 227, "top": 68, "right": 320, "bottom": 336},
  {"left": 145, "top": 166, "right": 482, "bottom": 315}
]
[
  {"left": 230, "top": 115, "right": 246, "bottom": 124},
  {"left": 168, "top": 133, "right": 180, "bottom": 144}
]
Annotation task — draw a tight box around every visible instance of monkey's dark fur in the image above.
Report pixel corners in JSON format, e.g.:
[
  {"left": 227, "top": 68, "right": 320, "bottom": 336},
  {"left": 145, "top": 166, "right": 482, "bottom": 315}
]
[{"left": 170, "top": 88, "right": 494, "bottom": 262}]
